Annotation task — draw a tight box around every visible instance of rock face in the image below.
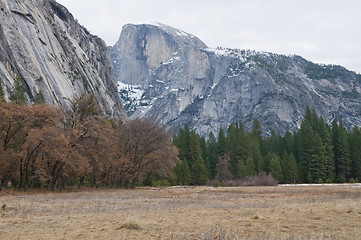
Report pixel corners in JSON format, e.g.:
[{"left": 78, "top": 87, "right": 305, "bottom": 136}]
[
  {"left": 0, "top": 0, "right": 125, "bottom": 119},
  {"left": 110, "top": 23, "right": 361, "bottom": 136},
  {"left": 110, "top": 23, "right": 207, "bottom": 87}
]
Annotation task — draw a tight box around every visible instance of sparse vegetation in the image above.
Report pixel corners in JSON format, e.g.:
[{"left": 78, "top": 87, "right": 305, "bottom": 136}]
[
  {"left": 9, "top": 76, "right": 26, "bottom": 104},
  {"left": 0, "top": 80, "right": 4, "bottom": 99},
  {"left": 34, "top": 90, "right": 45, "bottom": 104},
  {"left": 305, "top": 61, "right": 349, "bottom": 80},
  {"left": 119, "top": 222, "right": 142, "bottom": 230},
  {"left": 0, "top": 185, "right": 360, "bottom": 239},
  {"left": 151, "top": 179, "right": 171, "bottom": 187}
]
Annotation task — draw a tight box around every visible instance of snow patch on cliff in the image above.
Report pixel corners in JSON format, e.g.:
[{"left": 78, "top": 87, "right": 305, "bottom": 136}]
[{"left": 117, "top": 81, "right": 145, "bottom": 114}]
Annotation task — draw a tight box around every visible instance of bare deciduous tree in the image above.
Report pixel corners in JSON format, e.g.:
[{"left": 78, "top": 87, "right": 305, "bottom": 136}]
[
  {"left": 117, "top": 118, "right": 179, "bottom": 187},
  {"left": 0, "top": 96, "right": 179, "bottom": 190},
  {"left": 0, "top": 101, "right": 30, "bottom": 188},
  {"left": 216, "top": 154, "right": 232, "bottom": 181}
]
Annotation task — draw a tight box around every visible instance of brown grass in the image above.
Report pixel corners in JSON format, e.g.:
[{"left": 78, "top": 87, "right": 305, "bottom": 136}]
[{"left": 0, "top": 184, "right": 360, "bottom": 239}]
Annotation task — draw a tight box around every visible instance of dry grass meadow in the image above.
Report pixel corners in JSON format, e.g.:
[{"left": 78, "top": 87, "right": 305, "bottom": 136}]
[{"left": 1, "top": 184, "right": 361, "bottom": 239}]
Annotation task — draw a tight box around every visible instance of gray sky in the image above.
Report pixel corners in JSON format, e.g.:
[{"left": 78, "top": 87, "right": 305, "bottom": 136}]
[{"left": 57, "top": 0, "right": 361, "bottom": 73}]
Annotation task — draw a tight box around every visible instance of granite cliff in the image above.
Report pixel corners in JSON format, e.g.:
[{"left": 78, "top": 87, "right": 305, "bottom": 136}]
[
  {"left": 0, "top": 0, "right": 125, "bottom": 118},
  {"left": 110, "top": 23, "right": 361, "bottom": 135}
]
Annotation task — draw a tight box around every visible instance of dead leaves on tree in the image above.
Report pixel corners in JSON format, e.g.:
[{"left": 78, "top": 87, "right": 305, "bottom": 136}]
[{"left": 0, "top": 96, "right": 178, "bottom": 190}]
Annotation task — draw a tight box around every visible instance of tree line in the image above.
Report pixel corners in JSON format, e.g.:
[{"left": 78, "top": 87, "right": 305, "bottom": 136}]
[
  {"left": 0, "top": 91, "right": 178, "bottom": 190},
  {"left": 2, "top": 77, "right": 361, "bottom": 189},
  {"left": 173, "top": 107, "right": 361, "bottom": 184}
]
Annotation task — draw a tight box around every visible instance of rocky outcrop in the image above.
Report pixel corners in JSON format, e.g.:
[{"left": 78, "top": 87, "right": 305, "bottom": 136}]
[
  {"left": 109, "top": 23, "right": 207, "bottom": 87},
  {"left": 110, "top": 23, "right": 361, "bottom": 136},
  {"left": 0, "top": 0, "right": 125, "bottom": 119}
]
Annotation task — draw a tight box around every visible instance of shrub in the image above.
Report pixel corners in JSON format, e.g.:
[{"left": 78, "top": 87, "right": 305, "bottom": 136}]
[
  {"left": 235, "top": 172, "right": 278, "bottom": 186},
  {"left": 119, "top": 222, "right": 142, "bottom": 230},
  {"left": 220, "top": 180, "right": 227, "bottom": 187},
  {"left": 207, "top": 172, "right": 278, "bottom": 187},
  {"left": 152, "top": 179, "right": 171, "bottom": 187},
  {"left": 142, "top": 177, "right": 153, "bottom": 186},
  {"left": 325, "top": 178, "right": 332, "bottom": 183},
  {"left": 337, "top": 175, "right": 346, "bottom": 183}
]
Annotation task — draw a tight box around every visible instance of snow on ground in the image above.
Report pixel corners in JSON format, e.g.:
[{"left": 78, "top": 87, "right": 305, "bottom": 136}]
[{"left": 280, "top": 183, "right": 361, "bottom": 188}]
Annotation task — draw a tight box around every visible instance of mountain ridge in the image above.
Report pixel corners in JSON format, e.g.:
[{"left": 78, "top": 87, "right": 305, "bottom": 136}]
[{"left": 110, "top": 23, "right": 361, "bottom": 136}]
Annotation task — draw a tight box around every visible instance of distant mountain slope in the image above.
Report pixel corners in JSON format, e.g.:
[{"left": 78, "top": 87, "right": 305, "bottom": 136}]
[
  {"left": 110, "top": 24, "right": 361, "bottom": 135},
  {"left": 0, "top": 0, "right": 125, "bottom": 119}
]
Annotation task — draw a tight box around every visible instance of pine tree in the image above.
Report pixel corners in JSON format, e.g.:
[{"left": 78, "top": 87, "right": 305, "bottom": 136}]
[
  {"left": 245, "top": 157, "right": 256, "bottom": 176},
  {"left": 251, "top": 118, "right": 262, "bottom": 143},
  {"left": 191, "top": 158, "right": 209, "bottom": 185},
  {"left": 248, "top": 137, "right": 262, "bottom": 173},
  {"left": 226, "top": 124, "right": 239, "bottom": 176},
  {"left": 309, "top": 133, "right": 326, "bottom": 182},
  {"left": 176, "top": 124, "right": 191, "bottom": 165},
  {"left": 332, "top": 119, "right": 351, "bottom": 182},
  {"left": 270, "top": 153, "right": 283, "bottom": 182},
  {"left": 349, "top": 127, "right": 361, "bottom": 180},
  {"left": 299, "top": 109, "right": 333, "bottom": 182},
  {"left": 174, "top": 161, "right": 191, "bottom": 185},
  {"left": 260, "top": 152, "right": 272, "bottom": 173},
  {"left": 172, "top": 133, "right": 178, "bottom": 146},
  {"left": 207, "top": 132, "right": 218, "bottom": 178},
  {"left": 217, "top": 127, "right": 227, "bottom": 157},
  {"left": 283, "top": 132, "right": 295, "bottom": 156},
  {"left": 268, "top": 130, "right": 283, "bottom": 157},
  {"left": 304, "top": 106, "right": 312, "bottom": 126},
  {"left": 9, "top": 76, "right": 26, "bottom": 104},
  {"left": 0, "top": 80, "right": 5, "bottom": 100},
  {"left": 237, "top": 159, "right": 247, "bottom": 178},
  {"left": 310, "top": 106, "right": 318, "bottom": 132},
  {"left": 317, "top": 117, "right": 335, "bottom": 182},
  {"left": 298, "top": 119, "right": 314, "bottom": 182},
  {"left": 189, "top": 130, "right": 202, "bottom": 166},
  {"left": 281, "top": 151, "right": 289, "bottom": 180},
  {"left": 293, "top": 131, "right": 301, "bottom": 167},
  {"left": 287, "top": 153, "right": 298, "bottom": 182},
  {"left": 34, "top": 90, "right": 45, "bottom": 104},
  {"left": 199, "top": 136, "right": 208, "bottom": 164},
  {"left": 236, "top": 123, "right": 250, "bottom": 170}
]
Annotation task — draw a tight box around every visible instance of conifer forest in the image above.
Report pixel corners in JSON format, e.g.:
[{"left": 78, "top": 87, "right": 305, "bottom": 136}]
[{"left": 173, "top": 106, "right": 361, "bottom": 185}]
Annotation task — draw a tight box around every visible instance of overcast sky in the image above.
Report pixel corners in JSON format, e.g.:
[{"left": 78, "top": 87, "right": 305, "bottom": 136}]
[{"left": 57, "top": 0, "right": 361, "bottom": 73}]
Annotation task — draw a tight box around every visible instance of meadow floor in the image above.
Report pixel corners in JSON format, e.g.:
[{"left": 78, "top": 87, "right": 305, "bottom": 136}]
[{"left": 1, "top": 184, "right": 361, "bottom": 239}]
